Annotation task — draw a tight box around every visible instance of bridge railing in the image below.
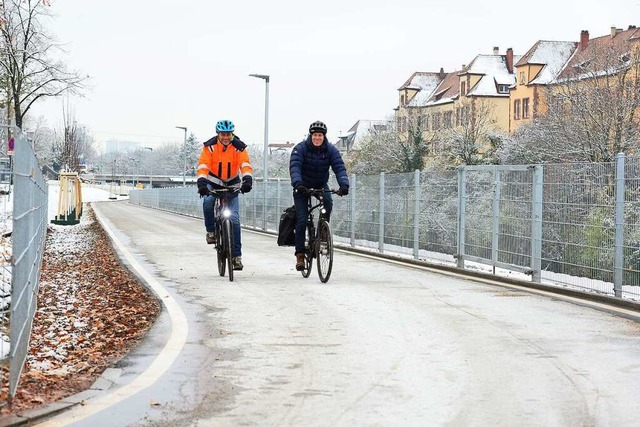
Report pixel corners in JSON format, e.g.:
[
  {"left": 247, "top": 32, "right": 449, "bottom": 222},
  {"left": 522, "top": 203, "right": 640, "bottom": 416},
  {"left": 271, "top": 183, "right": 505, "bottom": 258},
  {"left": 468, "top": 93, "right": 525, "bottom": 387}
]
[{"left": 129, "top": 157, "right": 640, "bottom": 304}]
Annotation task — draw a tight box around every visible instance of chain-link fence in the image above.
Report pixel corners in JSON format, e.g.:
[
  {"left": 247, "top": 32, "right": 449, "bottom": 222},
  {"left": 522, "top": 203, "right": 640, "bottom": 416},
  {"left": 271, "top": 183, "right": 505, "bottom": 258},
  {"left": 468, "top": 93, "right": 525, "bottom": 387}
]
[
  {"left": 0, "top": 129, "right": 48, "bottom": 404},
  {"left": 130, "top": 154, "right": 640, "bottom": 302}
]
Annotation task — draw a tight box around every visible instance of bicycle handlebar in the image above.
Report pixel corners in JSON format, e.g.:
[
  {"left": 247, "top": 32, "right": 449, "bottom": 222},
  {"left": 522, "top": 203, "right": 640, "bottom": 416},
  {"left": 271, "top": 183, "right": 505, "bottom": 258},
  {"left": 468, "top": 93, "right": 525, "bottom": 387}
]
[
  {"left": 296, "top": 187, "right": 341, "bottom": 196},
  {"left": 206, "top": 186, "right": 241, "bottom": 196}
]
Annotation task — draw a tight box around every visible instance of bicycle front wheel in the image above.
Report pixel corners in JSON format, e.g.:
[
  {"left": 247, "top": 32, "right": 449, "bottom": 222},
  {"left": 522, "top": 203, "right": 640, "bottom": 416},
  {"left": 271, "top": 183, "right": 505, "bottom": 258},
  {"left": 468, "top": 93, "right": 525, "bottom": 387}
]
[
  {"left": 222, "top": 219, "right": 234, "bottom": 282},
  {"left": 216, "top": 227, "right": 226, "bottom": 277},
  {"left": 316, "top": 219, "right": 333, "bottom": 283}
]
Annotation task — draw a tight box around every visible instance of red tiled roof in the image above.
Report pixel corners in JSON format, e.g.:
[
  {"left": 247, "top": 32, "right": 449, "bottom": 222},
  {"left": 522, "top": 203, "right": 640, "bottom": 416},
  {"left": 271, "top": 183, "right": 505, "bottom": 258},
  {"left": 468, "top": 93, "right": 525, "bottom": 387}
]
[
  {"left": 557, "top": 27, "right": 640, "bottom": 81},
  {"left": 426, "top": 71, "right": 461, "bottom": 103}
]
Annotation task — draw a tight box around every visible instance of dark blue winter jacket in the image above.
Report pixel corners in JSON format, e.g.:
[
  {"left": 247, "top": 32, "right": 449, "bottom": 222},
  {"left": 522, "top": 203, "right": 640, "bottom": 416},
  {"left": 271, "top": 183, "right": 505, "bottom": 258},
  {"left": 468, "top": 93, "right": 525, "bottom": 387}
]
[{"left": 289, "top": 136, "right": 349, "bottom": 190}]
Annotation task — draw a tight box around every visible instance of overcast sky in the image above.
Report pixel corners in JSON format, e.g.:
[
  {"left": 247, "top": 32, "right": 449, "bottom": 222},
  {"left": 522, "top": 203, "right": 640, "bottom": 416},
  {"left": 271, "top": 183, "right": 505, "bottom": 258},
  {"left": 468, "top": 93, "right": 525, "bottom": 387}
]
[{"left": 28, "top": 0, "right": 640, "bottom": 151}]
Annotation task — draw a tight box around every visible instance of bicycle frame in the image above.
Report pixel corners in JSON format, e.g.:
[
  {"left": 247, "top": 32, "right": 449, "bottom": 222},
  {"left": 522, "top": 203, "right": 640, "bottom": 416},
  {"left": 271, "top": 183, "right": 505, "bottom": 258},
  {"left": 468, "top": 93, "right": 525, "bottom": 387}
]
[
  {"left": 300, "top": 188, "right": 336, "bottom": 283},
  {"left": 208, "top": 188, "right": 238, "bottom": 281}
]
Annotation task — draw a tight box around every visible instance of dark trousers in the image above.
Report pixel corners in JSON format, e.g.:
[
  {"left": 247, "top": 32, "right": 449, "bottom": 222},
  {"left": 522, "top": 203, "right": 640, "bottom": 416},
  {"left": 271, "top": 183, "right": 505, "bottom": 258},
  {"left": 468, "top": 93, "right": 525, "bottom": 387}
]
[{"left": 293, "top": 188, "right": 333, "bottom": 254}]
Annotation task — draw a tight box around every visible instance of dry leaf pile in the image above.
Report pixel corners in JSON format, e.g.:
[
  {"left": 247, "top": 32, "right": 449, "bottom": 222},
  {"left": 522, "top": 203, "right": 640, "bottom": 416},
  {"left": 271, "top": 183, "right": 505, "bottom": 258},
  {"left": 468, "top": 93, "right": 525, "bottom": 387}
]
[{"left": 0, "top": 205, "right": 160, "bottom": 415}]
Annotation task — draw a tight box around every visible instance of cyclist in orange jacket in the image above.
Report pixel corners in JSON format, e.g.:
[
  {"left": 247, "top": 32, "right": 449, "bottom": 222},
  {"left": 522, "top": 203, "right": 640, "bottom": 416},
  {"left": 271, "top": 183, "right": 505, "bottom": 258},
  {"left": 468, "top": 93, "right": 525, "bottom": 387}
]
[{"left": 196, "top": 119, "right": 253, "bottom": 270}]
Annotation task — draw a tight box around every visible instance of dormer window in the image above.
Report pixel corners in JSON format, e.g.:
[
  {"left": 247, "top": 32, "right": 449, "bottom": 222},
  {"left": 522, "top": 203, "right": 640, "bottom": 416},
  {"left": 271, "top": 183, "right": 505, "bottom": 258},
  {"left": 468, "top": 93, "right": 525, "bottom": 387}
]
[
  {"left": 519, "top": 71, "right": 526, "bottom": 84},
  {"left": 575, "top": 59, "right": 591, "bottom": 69},
  {"left": 498, "top": 84, "right": 510, "bottom": 94},
  {"left": 461, "top": 81, "right": 466, "bottom": 96}
]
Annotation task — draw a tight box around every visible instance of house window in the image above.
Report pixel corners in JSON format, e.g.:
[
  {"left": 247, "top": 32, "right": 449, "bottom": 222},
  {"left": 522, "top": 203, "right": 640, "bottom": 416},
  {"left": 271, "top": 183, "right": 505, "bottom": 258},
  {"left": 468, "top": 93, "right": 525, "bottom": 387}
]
[
  {"left": 519, "top": 72, "right": 526, "bottom": 85},
  {"left": 461, "top": 106, "right": 470, "bottom": 124},
  {"left": 514, "top": 100, "right": 521, "bottom": 120},
  {"left": 443, "top": 111, "right": 453, "bottom": 129},
  {"left": 523, "top": 98, "right": 530, "bottom": 119},
  {"left": 461, "top": 81, "right": 466, "bottom": 96},
  {"left": 498, "top": 84, "right": 510, "bottom": 94},
  {"left": 433, "top": 113, "right": 441, "bottom": 130},
  {"left": 401, "top": 94, "right": 405, "bottom": 106}
]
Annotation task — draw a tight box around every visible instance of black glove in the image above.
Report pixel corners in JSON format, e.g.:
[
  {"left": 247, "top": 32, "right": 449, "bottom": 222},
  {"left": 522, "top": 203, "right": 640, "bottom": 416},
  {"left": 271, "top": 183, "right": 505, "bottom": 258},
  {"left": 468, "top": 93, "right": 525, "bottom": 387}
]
[
  {"left": 295, "top": 184, "right": 308, "bottom": 194},
  {"left": 337, "top": 187, "right": 349, "bottom": 196},
  {"left": 240, "top": 176, "right": 252, "bottom": 193},
  {"left": 197, "top": 186, "right": 208, "bottom": 197}
]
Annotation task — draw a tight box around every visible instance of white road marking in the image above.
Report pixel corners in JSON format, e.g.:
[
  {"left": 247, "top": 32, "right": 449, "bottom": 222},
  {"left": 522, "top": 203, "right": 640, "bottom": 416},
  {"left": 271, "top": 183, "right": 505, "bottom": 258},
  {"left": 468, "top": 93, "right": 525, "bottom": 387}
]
[{"left": 36, "top": 204, "right": 189, "bottom": 426}]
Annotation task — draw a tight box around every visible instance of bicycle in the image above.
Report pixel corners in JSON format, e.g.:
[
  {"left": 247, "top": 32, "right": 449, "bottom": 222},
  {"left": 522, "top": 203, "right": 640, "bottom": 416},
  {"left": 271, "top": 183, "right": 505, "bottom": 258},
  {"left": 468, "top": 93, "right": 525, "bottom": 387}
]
[
  {"left": 208, "top": 187, "right": 239, "bottom": 282},
  {"left": 299, "top": 188, "right": 339, "bottom": 283}
]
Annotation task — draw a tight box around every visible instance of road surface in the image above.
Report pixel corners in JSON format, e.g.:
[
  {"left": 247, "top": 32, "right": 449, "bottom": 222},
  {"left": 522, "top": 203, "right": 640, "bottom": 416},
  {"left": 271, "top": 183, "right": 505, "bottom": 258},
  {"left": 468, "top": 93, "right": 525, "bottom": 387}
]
[{"left": 39, "top": 199, "right": 640, "bottom": 426}]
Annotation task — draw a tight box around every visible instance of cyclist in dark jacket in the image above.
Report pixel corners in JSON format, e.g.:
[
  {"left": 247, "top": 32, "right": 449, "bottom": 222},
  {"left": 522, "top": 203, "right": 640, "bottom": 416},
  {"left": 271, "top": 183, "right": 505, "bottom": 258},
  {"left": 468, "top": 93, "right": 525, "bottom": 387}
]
[{"left": 290, "top": 120, "right": 349, "bottom": 271}]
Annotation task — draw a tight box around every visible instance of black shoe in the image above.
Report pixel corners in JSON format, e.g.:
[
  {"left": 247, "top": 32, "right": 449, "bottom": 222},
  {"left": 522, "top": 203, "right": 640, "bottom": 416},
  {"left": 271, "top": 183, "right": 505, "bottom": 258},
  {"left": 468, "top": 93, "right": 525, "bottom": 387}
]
[
  {"left": 232, "top": 257, "right": 244, "bottom": 271},
  {"left": 206, "top": 231, "right": 216, "bottom": 244}
]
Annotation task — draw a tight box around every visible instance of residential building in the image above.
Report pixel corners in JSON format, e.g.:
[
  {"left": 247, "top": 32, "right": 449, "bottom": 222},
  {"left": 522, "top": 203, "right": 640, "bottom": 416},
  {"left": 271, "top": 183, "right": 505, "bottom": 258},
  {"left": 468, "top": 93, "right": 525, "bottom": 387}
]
[
  {"left": 457, "top": 47, "right": 518, "bottom": 135},
  {"left": 510, "top": 40, "right": 577, "bottom": 132},
  {"left": 395, "top": 70, "right": 447, "bottom": 139},
  {"left": 335, "top": 120, "right": 390, "bottom": 153}
]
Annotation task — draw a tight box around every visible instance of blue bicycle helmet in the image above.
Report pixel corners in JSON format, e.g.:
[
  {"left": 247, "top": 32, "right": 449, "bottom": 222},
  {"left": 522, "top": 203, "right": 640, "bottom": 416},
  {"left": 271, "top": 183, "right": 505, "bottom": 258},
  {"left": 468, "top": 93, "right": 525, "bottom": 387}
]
[{"left": 216, "top": 120, "right": 235, "bottom": 133}]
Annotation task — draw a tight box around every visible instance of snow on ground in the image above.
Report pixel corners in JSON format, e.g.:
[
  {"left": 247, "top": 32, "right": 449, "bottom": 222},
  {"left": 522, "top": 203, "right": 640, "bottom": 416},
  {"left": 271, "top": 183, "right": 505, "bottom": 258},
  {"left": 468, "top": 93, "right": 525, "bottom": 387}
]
[{"left": 0, "top": 181, "right": 128, "bottom": 359}]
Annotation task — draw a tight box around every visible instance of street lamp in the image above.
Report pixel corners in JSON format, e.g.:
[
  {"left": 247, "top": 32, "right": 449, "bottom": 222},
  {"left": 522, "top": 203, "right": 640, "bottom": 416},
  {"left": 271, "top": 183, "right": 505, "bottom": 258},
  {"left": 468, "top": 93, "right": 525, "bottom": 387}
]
[
  {"left": 249, "top": 73, "right": 269, "bottom": 229},
  {"left": 130, "top": 157, "right": 139, "bottom": 186},
  {"left": 144, "top": 146, "right": 153, "bottom": 188},
  {"left": 176, "top": 126, "right": 187, "bottom": 187}
]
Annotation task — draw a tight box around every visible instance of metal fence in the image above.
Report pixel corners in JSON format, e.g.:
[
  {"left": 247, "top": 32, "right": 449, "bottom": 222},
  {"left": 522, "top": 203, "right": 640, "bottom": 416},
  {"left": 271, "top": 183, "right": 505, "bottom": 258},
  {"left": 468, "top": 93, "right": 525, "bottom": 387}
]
[
  {"left": 0, "top": 129, "right": 48, "bottom": 402},
  {"left": 130, "top": 154, "right": 640, "bottom": 302}
]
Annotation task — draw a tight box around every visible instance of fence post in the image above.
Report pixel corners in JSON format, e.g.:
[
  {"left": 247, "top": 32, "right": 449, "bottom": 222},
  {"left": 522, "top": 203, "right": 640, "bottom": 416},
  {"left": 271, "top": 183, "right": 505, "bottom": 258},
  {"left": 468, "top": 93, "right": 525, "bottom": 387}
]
[
  {"left": 276, "top": 178, "right": 281, "bottom": 227},
  {"left": 414, "top": 169, "right": 420, "bottom": 259},
  {"left": 350, "top": 173, "right": 356, "bottom": 247},
  {"left": 457, "top": 166, "right": 466, "bottom": 269},
  {"left": 614, "top": 152, "right": 625, "bottom": 297},
  {"left": 530, "top": 164, "right": 543, "bottom": 283},
  {"left": 379, "top": 172, "right": 385, "bottom": 253},
  {"left": 491, "top": 167, "right": 500, "bottom": 272}
]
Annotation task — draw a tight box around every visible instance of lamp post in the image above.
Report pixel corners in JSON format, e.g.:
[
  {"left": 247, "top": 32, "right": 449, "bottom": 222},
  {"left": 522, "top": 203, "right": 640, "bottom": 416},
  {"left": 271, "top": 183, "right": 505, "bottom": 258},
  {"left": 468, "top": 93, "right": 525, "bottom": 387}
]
[
  {"left": 144, "top": 146, "right": 153, "bottom": 187},
  {"left": 130, "top": 157, "right": 139, "bottom": 186},
  {"left": 249, "top": 73, "right": 269, "bottom": 229},
  {"left": 176, "top": 126, "right": 187, "bottom": 187}
]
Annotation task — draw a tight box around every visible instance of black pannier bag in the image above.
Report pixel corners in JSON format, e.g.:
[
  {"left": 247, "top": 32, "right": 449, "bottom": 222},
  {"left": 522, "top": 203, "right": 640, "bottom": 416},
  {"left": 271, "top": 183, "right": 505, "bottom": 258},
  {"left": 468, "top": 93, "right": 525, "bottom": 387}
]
[{"left": 277, "top": 205, "right": 296, "bottom": 246}]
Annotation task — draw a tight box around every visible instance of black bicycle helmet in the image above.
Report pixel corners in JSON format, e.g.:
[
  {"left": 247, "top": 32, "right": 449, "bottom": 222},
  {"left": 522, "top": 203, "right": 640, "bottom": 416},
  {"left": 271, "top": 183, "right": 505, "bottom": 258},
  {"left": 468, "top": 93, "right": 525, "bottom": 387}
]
[{"left": 309, "top": 121, "right": 327, "bottom": 135}]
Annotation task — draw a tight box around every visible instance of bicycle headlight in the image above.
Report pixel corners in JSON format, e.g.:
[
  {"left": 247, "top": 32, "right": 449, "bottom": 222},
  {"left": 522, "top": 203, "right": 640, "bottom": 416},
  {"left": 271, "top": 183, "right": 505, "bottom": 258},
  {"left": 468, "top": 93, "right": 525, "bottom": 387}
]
[
  {"left": 321, "top": 207, "right": 326, "bottom": 214},
  {"left": 223, "top": 208, "right": 231, "bottom": 218}
]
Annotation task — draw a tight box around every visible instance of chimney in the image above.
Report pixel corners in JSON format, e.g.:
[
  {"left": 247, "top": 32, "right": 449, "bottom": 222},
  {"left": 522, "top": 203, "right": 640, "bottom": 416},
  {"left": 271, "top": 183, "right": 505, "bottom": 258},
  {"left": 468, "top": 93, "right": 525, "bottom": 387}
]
[
  {"left": 580, "top": 30, "right": 589, "bottom": 51},
  {"left": 506, "top": 47, "right": 514, "bottom": 74},
  {"left": 629, "top": 25, "right": 637, "bottom": 30},
  {"left": 611, "top": 26, "right": 622, "bottom": 37},
  {"left": 493, "top": 46, "right": 499, "bottom": 55},
  {"left": 439, "top": 67, "right": 445, "bottom": 79}
]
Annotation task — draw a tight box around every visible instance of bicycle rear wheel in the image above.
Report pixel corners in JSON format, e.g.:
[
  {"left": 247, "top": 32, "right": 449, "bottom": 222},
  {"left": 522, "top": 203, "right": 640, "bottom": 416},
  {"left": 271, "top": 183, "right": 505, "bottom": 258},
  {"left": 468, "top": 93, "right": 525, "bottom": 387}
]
[
  {"left": 222, "top": 219, "right": 234, "bottom": 282},
  {"left": 301, "top": 228, "right": 312, "bottom": 278},
  {"left": 316, "top": 219, "right": 333, "bottom": 283}
]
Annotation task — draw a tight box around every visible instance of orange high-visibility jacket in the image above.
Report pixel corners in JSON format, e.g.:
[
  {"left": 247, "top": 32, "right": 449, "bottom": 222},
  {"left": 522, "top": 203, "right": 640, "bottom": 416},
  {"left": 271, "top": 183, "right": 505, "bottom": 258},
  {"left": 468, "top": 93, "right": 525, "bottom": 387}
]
[{"left": 196, "top": 135, "right": 253, "bottom": 188}]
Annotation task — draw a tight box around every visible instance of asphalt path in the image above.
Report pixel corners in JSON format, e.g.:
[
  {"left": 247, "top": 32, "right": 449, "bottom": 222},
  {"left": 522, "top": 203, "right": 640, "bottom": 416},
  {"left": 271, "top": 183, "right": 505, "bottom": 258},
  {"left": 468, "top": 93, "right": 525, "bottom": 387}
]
[{"left": 38, "top": 199, "right": 640, "bottom": 426}]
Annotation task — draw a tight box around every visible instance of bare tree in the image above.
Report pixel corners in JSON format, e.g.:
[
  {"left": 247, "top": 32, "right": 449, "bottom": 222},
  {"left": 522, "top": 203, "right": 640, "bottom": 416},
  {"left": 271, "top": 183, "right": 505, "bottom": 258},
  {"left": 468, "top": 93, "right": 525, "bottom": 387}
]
[
  {"left": 0, "top": 0, "right": 87, "bottom": 129},
  {"left": 348, "top": 116, "right": 428, "bottom": 174},
  {"left": 500, "top": 42, "right": 640, "bottom": 164},
  {"left": 49, "top": 104, "right": 93, "bottom": 172},
  {"left": 438, "top": 99, "right": 504, "bottom": 165}
]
